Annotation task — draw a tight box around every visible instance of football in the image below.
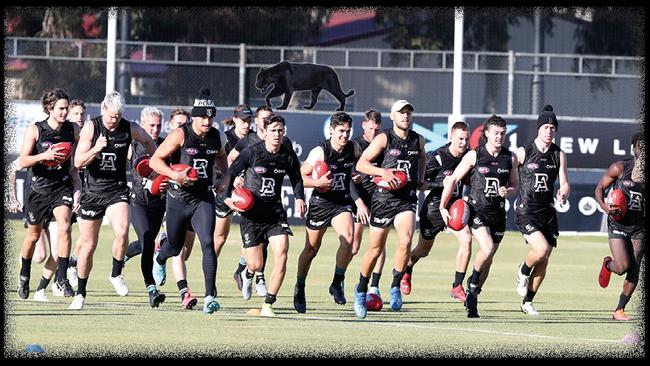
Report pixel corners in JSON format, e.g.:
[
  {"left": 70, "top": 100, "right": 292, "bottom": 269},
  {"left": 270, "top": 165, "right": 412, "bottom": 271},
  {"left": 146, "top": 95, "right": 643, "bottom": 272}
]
[
  {"left": 171, "top": 163, "right": 199, "bottom": 179},
  {"left": 312, "top": 160, "right": 331, "bottom": 193},
  {"left": 133, "top": 155, "right": 153, "bottom": 177},
  {"left": 606, "top": 188, "right": 627, "bottom": 221},
  {"left": 43, "top": 141, "right": 72, "bottom": 167},
  {"left": 447, "top": 198, "right": 470, "bottom": 231},
  {"left": 372, "top": 170, "right": 408, "bottom": 190},
  {"left": 231, "top": 187, "right": 254, "bottom": 211},
  {"left": 150, "top": 174, "right": 170, "bottom": 196},
  {"left": 366, "top": 293, "right": 383, "bottom": 311}
]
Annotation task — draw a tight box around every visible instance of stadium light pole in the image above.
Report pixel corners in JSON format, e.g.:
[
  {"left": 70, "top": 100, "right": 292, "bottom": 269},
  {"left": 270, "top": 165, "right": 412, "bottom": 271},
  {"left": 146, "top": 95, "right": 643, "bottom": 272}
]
[
  {"left": 106, "top": 8, "right": 117, "bottom": 95},
  {"left": 448, "top": 7, "right": 465, "bottom": 140}
]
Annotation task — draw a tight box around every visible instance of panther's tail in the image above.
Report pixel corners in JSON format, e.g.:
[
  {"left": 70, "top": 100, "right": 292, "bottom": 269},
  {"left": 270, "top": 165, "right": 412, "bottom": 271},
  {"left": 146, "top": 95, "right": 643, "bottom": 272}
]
[{"left": 345, "top": 89, "right": 355, "bottom": 98}]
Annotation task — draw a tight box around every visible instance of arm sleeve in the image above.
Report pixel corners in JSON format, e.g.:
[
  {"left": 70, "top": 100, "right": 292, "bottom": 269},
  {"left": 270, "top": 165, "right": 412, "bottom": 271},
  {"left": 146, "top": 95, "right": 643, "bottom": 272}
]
[
  {"left": 287, "top": 149, "right": 305, "bottom": 201},
  {"left": 225, "top": 147, "right": 252, "bottom": 197}
]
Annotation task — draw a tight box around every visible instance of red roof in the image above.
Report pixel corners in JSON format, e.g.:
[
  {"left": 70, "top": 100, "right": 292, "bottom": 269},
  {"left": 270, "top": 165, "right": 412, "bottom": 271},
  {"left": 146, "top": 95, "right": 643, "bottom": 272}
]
[{"left": 324, "top": 10, "right": 376, "bottom": 28}]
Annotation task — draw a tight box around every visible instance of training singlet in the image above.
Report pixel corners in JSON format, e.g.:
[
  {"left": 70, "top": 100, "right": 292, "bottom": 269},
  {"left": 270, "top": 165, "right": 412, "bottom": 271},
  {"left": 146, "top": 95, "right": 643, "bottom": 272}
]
[
  {"left": 373, "top": 128, "right": 421, "bottom": 204},
  {"left": 28, "top": 119, "right": 75, "bottom": 194},
  {"left": 311, "top": 139, "right": 356, "bottom": 205},
  {"left": 224, "top": 128, "right": 250, "bottom": 155},
  {"left": 468, "top": 144, "right": 512, "bottom": 212},
  {"left": 353, "top": 135, "right": 383, "bottom": 199},
  {"left": 610, "top": 159, "right": 644, "bottom": 228},
  {"left": 130, "top": 137, "right": 165, "bottom": 206},
  {"left": 84, "top": 116, "right": 132, "bottom": 195},
  {"left": 517, "top": 141, "right": 562, "bottom": 211},
  {"left": 424, "top": 143, "right": 465, "bottom": 205}
]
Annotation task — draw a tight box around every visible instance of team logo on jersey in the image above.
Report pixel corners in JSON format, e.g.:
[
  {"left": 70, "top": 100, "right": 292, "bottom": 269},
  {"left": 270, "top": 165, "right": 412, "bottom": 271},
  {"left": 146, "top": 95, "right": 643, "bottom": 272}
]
[
  {"left": 622, "top": 180, "right": 635, "bottom": 187},
  {"left": 260, "top": 177, "right": 275, "bottom": 196},
  {"left": 114, "top": 142, "right": 128, "bottom": 148},
  {"left": 42, "top": 141, "right": 54, "bottom": 149},
  {"left": 396, "top": 160, "right": 412, "bottom": 180},
  {"left": 534, "top": 173, "right": 549, "bottom": 192},
  {"left": 193, "top": 159, "right": 208, "bottom": 179},
  {"left": 478, "top": 166, "right": 490, "bottom": 174},
  {"left": 527, "top": 163, "right": 539, "bottom": 170},
  {"left": 332, "top": 173, "right": 346, "bottom": 191},
  {"left": 389, "top": 149, "right": 401, "bottom": 156},
  {"left": 443, "top": 170, "right": 454, "bottom": 176},
  {"left": 99, "top": 153, "right": 117, "bottom": 171},
  {"left": 629, "top": 191, "right": 643, "bottom": 211},
  {"left": 186, "top": 148, "right": 198, "bottom": 155},
  {"left": 484, "top": 177, "right": 500, "bottom": 197},
  {"left": 254, "top": 166, "right": 267, "bottom": 174}
]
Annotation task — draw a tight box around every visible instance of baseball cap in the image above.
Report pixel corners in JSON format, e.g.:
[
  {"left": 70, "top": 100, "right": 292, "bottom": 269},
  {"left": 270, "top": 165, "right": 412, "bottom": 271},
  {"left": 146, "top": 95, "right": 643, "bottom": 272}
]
[
  {"left": 234, "top": 105, "right": 254, "bottom": 119},
  {"left": 391, "top": 100, "right": 414, "bottom": 113}
]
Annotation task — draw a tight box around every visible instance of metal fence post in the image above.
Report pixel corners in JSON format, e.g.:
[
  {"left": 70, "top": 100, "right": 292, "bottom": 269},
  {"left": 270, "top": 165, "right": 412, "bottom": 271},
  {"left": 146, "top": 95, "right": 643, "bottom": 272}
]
[
  {"left": 239, "top": 43, "right": 246, "bottom": 105},
  {"left": 508, "top": 50, "right": 515, "bottom": 115}
]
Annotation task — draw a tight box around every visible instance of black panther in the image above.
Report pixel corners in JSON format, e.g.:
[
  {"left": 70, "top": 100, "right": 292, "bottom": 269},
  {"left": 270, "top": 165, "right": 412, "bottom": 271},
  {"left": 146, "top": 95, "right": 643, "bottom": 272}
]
[{"left": 255, "top": 61, "right": 355, "bottom": 111}]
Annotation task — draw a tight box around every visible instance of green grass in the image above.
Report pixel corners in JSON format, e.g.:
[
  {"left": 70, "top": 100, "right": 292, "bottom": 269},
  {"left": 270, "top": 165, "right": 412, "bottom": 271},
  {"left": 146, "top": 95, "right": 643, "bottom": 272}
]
[{"left": 4, "top": 219, "right": 644, "bottom": 357}]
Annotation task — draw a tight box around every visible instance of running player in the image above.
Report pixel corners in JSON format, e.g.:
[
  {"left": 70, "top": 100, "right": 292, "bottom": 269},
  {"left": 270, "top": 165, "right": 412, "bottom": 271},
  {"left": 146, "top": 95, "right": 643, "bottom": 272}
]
[
  {"left": 352, "top": 100, "right": 426, "bottom": 319},
  {"left": 440, "top": 115, "right": 519, "bottom": 318},
  {"left": 149, "top": 87, "right": 228, "bottom": 314},
  {"left": 351, "top": 110, "right": 387, "bottom": 301},
  {"left": 69, "top": 91, "right": 158, "bottom": 310},
  {"left": 594, "top": 131, "right": 644, "bottom": 321},
  {"left": 402, "top": 121, "right": 472, "bottom": 302},
  {"left": 224, "top": 112, "right": 306, "bottom": 317},
  {"left": 293, "top": 111, "right": 361, "bottom": 313},
  {"left": 513, "top": 105, "right": 570, "bottom": 315},
  {"left": 17, "top": 88, "right": 80, "bottom": 301}
]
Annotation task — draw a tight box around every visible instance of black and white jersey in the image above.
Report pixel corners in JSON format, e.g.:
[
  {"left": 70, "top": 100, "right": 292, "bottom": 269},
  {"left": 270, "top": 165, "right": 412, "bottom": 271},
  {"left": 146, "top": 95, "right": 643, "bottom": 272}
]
[
  {"left": 130, "top": 137, "right": 165, "bottom": 206},
  {"left": 353, "top": 135, "right": 382, "bottom": 199},
  {"left": 311, "top": 139, "right": 356, "bottom": 205},
  {"left": 373, "top": 128, "right": 422, "bottom": 204},
  {"left": 517, "top": 141, "right": 561, "bottom": 211},
  {"left": 84, "top": 116, "right": 132, "bottom": 195},
  {"left": 610, "top": 159, "right": 644, "bottom": 227},
  {"left": 167, "top": 123, "right": 222, "bottom": 204},
  {"left": 28, "top": 119, "right": 75, "bottom": 194},
  {"left": 233, "top": 132, "right": 293, "bottom": 153},
  {"left": 468, "top": 145, "right": 512, "bottom": 212},
  {"left": 423, "top": 143, "right": 465, "bottom": 205},
  {"left": 224, "top": 128, "right": 250, "bottom": 155}
]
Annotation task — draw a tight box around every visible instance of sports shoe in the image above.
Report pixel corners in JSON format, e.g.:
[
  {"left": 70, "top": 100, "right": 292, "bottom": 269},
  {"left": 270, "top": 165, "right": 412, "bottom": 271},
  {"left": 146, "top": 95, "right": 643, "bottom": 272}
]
[
  {"left": 293, "top": 283, "right": 307, "bottom": 313},
  {"left": 203, "top": 295, "right": 220, "bottom": 314},
  {"left": 400, "top": 273, "right": 412, "bottom": 295},
  {"left": 148, "top": 289, "right": 166, "bottom": 308},
  {"left": 612, "top": 308, "right": 631, "bottom": 321},
  {"left": 233, "top": 269, "right": 243, "bottom": 292},
  {"left": 181, "top": 289, "right": 198, "bottom": 310},
  {"left": 465, "top": 288, "right": 480, "bottom": 318},
  {"left": 260, "top": 303, "right": 276, "bottom": 317},
  {"left": 55, "top": 278, "right": 76, "bottom": 297},
  {"left": 152, "top": 251, "right": 166, "bottom": 287},
  {"left": 598, "top": 256, "right": 613, "bottom": 288},
  {"left": 329, "top": 282, "right": 346, "bottom": 305},
  {"left": 353, "top": 285, "right": 367, "bottom": 319},
  {"left": 108, "top": 274, "right": 129, "bottom": 296},
  {"left": 521, "top": 301, "right": 539, "bottom": 315},
  {"left": 17, "top": 276, "right": 29, "bottom": 299},
  {"left": 69, "top": 294, "right": 86, "bottom": 310},
  {"left": 67, "top": 266, "right": 78, "bottom": 288},
  {"left": 389, "top": 286, "right": 403, "bottom": 310},
  {"left": 51, "top": 280, "right": 64, "bottom": 297},
  {"left": 241, "top": 271, "right": 253, "bottom": 300},
  {"left": 516, "top": 262, "right": 530, "bottom": 297},
  {"left": 450, "top": 284, "right": 467, "bottom": 303},
  {"left": 33, "top": 288, "right": 49, "bottom": 302},
  {"left": 368, "top": 286, "right": 381, "bottom": 298},
  {"left": 256, "top": 277, "right": 268, "bottom": 297}
]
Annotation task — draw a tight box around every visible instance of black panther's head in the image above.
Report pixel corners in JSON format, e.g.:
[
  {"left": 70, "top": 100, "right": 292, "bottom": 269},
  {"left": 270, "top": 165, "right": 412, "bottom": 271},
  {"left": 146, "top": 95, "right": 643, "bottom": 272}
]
[{"left": 255, "top": 67, "right": 277, "bottom": 94}]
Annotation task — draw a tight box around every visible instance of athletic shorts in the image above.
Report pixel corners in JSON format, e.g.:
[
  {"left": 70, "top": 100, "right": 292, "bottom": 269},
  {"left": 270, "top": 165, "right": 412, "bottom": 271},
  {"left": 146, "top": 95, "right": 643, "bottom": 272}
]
[
  {"left": 515, "top": 207, "right": 559, "bottom": 247},
  {"left": 469, "top": 205, "right": 506, "bottom": 245},
  {"left": 78, "top": 187, "right": 130, "bottom": 220},
  {"left": 306, "top": 196, "right": 354, "bottom": 230},
  {"left": 608, "top": 220, "right": 645, "bottom": 242},
  {"left": 24, "top": 185, "right": 73, "bottom": 225},
  {"left": 419, "top": 197, "right": 457, "bottom": 241},
  {"left": 214, "top": 192, "right": 233, "bottom": 219},
  {"left": 369, "top": 195, "right": 417, "bottom": 228},
  {"left": 240, "top": 203, "right": 293, "bottom": 248}
]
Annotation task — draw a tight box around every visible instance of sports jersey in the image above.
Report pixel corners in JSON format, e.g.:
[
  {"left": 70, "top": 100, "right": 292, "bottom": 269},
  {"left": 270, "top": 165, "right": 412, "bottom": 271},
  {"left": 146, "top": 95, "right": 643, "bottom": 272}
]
[
  {"left": 468, "top": 145, "right": 512, "bottom": 212},
  {"left": 84, "top": 116, "right": 132, "bottom": 195},
  {"left": 517, "top": 141, "right": 561, "bottom": 211},
  {"left": 311, "top": 139, "right": 356, "bottom": 206},
  {"left": 28, "top": 119, "right": 75, "bottom": 194}
]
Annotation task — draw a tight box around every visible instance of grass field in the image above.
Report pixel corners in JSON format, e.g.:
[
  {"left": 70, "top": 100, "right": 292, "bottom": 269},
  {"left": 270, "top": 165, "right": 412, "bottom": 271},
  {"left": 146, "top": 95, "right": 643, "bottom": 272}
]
[{"left": 4, "top": 219, "right": 644, "bottom": 357}]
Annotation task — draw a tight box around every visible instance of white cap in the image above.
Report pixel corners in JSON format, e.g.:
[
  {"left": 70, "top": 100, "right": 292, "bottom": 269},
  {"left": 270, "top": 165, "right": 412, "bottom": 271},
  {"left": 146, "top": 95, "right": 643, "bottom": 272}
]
[{"left": 391, "top": 100, "right": 414, "bottom": 113}]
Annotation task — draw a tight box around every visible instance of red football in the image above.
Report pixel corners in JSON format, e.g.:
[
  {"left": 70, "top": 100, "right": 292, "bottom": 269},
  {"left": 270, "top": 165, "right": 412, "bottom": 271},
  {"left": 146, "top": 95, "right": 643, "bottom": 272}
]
[
  {"left": 133, "top": 155, "right": 153, "bottom": 177},
  {"left": 448, "top": 199, "right": 470, "bottom": 231},
  {"left": 372, "top": 170, "right": 408, "bottom": 190},
  {"left": 366, "top": 293, "right": 383, "bottom": 311},
  {"left": 606, "top": 188, "right": 628, "bottom": 221},
  {"left": 312, "top": 160, "right": 331, "bottom": 193},
  {"left": 150, "top": 174, "right": 170, "bottom": 196},
  {"left": 43, "top": 141, "right": 72, "bottom": 167},
  {"left": 171, "top": 163, "right": 199, "bottom": 179},
  {"left": 231, "top": 187, "right": 254, "bottom": 212}
]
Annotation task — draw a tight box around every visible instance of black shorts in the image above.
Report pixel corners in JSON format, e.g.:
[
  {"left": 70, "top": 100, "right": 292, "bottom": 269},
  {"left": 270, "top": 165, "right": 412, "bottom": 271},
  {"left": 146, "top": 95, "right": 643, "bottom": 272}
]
[
  {"left": 79, "top": 187, "right": 130, "bottom": 221},
  {"left": 240, "top": 203, "right": 293, "bottom": 248},
  {"left": 24, "top": 185, "right": 73, "bottom": 225},
  {"left": 369, "top": 195, "right": 417, "bottom": 228},
  {"left": 419, "top": 197, "right": 455, "bottom": 241},
  {"left": 214, "top": 192, "right": 233, "bottom": 219},
  {"left": 306, "top": 196, "right": 354, "bottom": 230},
  {"left": 608, "top": 221, "right": 645, "bottom": 242},
  {"left": 469, "top": 205, "right": 506, "bottom": 245},
  {"left": 515, "top": 208, "right": 559, "bottom": 247}
]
